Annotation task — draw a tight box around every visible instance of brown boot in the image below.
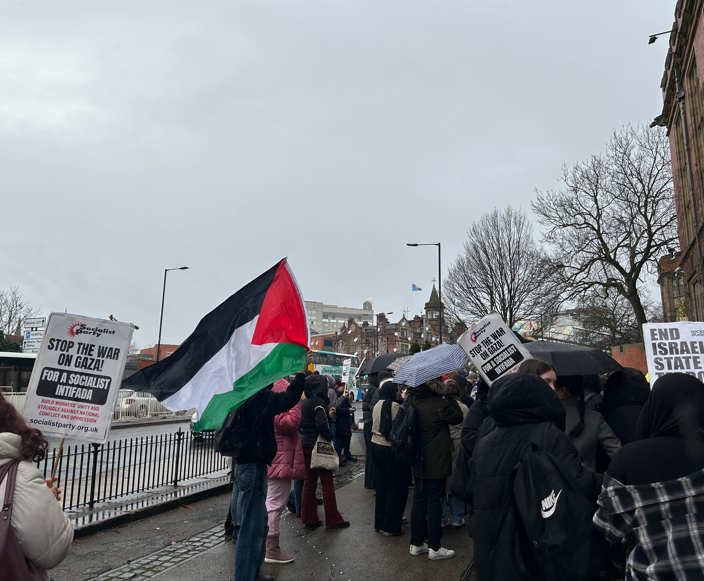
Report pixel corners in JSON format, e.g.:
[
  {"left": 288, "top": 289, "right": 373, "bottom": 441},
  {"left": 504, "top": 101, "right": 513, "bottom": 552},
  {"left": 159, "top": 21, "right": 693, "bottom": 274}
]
[{"left": 264, "top": 535, "right": 295, "bottom": 564}]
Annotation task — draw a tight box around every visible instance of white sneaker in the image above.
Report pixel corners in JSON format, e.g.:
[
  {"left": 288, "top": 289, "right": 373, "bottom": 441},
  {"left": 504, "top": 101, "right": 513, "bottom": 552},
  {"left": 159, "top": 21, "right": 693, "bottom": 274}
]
[
  {"left": 428, "top": 547, "right": 455, "bottom": 560},
  {"left": 410, "top": 543, "right": 429, "bottom": 556},
  {"left": 451, "top": 518, "right": 466, "bottom": 528}
]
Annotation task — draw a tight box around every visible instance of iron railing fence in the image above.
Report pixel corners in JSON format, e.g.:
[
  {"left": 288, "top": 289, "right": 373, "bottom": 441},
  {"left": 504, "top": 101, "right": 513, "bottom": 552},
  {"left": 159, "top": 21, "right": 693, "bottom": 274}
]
[{"left": 36, "top": 429, "right": 228, "bottom": 512}]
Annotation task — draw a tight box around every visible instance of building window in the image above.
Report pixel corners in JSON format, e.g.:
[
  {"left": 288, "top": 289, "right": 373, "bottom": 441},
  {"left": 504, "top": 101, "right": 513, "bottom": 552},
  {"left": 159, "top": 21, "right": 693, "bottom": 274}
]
[
  {"left": 689, "top": 276, "right": 704, "bottom": 321},
  {"left": 686, "top": 55, "right": 704, "bottom": 220},
  {"left": 673, "top": 111, "right": 695, "bottom": 245},
  {"left": 400, "top": 329, "right": 407, "bottom": 338},
  {"left": 673, "top": 276, "right": 685, "bottom": 298}
]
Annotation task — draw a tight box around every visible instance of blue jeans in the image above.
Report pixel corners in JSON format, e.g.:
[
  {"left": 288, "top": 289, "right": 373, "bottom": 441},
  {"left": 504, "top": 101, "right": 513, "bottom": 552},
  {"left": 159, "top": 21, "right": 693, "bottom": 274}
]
[
  {"left": 234, "top": 462, "right": 269, "bottom": 581},
  {"left": 230, "top": 470, "right": 243, "bottom": 528},
  {"left": 441, "top": 492, "right": 464, "bottom": 525}
]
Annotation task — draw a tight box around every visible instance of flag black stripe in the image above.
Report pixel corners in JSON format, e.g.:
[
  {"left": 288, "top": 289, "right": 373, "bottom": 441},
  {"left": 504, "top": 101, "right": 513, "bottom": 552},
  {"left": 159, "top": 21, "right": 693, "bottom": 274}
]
[{"left": 123, "top": 260, "right": 281, "bottom": 401}]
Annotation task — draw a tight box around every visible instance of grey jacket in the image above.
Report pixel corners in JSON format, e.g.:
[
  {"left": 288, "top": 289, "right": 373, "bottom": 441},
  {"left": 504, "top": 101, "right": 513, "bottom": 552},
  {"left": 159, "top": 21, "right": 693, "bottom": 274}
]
[{"left": 562, "top": 398, "right": 621, "bottom": 472}]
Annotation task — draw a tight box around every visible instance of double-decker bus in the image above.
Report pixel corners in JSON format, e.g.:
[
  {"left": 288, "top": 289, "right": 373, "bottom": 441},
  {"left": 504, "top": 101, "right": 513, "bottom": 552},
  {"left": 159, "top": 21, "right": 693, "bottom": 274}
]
[{"left": 307, "top": 351, "right": 361, "bottom": 397}]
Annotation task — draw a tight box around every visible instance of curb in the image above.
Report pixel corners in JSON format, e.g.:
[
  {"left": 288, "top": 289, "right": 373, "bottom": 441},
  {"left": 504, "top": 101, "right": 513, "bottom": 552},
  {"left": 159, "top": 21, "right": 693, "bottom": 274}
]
[{"left": 72, "top": 479, "right": 231, "bottom": 538}]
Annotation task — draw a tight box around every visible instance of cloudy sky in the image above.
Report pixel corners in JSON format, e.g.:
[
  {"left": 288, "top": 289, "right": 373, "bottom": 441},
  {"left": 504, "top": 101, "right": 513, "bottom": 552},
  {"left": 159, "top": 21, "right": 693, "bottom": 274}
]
[{"left": 1, "top": 0, "right": 674, "bottom": 348}]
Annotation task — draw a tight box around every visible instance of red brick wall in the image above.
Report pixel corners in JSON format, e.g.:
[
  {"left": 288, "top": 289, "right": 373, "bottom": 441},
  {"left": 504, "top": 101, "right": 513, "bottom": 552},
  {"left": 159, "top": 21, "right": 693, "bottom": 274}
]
[
  {"left": 611, "top": 343, "right": 648, "bottom": 375},
  {"left": 140, "top": 344, "right": 179, "bottom": 360}
]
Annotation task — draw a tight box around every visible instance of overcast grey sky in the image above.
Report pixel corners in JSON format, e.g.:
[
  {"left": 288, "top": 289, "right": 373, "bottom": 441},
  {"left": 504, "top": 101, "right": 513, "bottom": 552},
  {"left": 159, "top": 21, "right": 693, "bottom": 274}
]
[{"left": 1, "top": 0, "right": 674, "bottom": 347}]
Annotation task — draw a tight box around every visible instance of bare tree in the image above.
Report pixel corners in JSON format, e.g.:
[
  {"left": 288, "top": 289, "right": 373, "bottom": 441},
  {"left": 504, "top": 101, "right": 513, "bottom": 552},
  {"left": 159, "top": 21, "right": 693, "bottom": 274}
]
[
  {"left": 129, "top": 341, "right": 141, "bottom": 355},
  {"left": 445, "top": 206, "right": 562, "bottom": 328},
  {"left": 0, "top": 287, "right": 41, "bottom": 335},
  {"left": 532, "top": 124, "right": 677, "bottom": 340},
  {"left": 577, "top": 287, "right": 660, "bottom": 350}
]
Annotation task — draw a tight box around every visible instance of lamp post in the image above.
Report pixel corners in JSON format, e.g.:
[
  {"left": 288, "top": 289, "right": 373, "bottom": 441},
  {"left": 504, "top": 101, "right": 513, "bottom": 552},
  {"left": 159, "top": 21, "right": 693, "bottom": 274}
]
[
  {"left": 407, "top": 242, "right": 442, "bottom": 344},
  {"left": 375, "top": 312, "right": 393, "bottom": 356},
  {"left": 156, "top": 266, "right": 189, "bottom": 362}
]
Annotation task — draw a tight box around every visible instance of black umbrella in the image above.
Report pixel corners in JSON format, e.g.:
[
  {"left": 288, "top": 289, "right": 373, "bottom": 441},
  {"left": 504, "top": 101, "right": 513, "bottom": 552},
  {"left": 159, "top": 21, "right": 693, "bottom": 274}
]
[
  {"left": 358, "top": 353, "right": 406, "bottom": 376},
  {"left": 524, "top": 341, "right": 623, "bottom": 376}
]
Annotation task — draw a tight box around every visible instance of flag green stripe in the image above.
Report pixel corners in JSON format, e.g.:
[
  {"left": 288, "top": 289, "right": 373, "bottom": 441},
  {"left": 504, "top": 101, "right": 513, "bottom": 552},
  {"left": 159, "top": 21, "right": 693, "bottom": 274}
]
[{"left": 193, "top": 343, "right": 307, "bottom": 431}]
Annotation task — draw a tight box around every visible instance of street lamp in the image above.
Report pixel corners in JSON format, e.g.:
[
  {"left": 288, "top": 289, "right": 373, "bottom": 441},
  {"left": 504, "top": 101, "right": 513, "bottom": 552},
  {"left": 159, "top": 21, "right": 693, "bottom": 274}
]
[
  {"left": 407, "top": 242, "right": 443, "bottom": 344},
  {"left": 157, "top": 266, "right": 189, "bottom": 363},
  {"left": 375, "top": 312, "right": 393, "bottom": 356},
  {"left": 647, "top": 29, "right": 674, "bottom": 44}
]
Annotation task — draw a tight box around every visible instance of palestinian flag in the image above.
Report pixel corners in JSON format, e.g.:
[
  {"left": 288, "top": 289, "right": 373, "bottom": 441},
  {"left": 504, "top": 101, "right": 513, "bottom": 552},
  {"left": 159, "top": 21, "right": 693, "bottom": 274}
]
[{"left": 123, "top": 259, "right": 309, "bottom": 431}]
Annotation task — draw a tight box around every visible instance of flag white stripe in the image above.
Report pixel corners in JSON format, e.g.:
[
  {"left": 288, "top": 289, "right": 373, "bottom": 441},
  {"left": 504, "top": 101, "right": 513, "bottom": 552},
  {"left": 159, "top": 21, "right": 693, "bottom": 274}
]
[{"left": 162, "top": 316, "right": 276, "bottom": 415}]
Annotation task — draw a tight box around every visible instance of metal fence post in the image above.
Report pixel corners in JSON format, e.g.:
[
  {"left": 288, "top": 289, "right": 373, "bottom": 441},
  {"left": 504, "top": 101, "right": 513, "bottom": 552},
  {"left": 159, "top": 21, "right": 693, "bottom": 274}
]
[
  {"left": 88, "top": 443, "right": 101, "bottom": 508},
  {"left": 172, "top": 428, "right": 183, "bottom": 487}
]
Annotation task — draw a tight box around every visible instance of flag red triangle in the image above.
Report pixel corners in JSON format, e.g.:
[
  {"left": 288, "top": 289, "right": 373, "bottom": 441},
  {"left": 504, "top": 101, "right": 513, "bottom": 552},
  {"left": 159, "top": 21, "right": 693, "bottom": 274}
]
[{"left": 251, "top": 260, "right": 308, "bottom": 347}]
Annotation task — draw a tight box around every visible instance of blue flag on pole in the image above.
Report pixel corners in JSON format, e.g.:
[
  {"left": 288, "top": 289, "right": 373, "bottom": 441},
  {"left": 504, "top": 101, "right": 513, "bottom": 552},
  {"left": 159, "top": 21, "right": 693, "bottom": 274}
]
[{"left": 412, "top": 284, "right": 422, "bottom": 291}]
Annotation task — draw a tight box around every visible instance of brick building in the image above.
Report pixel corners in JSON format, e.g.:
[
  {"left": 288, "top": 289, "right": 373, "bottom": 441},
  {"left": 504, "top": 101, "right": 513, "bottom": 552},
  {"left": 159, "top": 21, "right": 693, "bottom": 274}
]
[
  {"left": 657, "top": 253, "right": 686, "bottom": 321},
  {"left": 139, "top": 344, "right": 179, "bottom": 360},
  {"left": 324, "top": 286, "right": 466, "bottom": 358},
  {"left": 653, "top": 0, "right": 704, "bottom": 320}
]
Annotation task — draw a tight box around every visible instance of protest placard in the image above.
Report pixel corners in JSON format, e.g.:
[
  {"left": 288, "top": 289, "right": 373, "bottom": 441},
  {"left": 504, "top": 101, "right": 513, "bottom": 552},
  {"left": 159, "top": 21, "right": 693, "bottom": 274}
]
[
  {"left": 341, "top": 358, "right": 352, "bottom": 384},
  {"left": 22, "top": 313, "right": 133, "bottom": 442},
  {"left": 643, "top": 321, "right": 704, "bottom": 383},
  {"left": 458, "top": 312, "right": 532, "bottom": 385}
]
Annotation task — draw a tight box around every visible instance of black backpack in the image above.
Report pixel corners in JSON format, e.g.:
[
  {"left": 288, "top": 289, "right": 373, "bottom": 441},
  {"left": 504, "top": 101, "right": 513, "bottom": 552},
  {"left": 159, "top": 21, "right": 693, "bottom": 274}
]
[
  {"left": 390, "top": 393, "right": 424, "bottom": 467},
  {"left": 215, "top": 406, "right": 259, "bottom": 459},
  {"left": 510, "top": 423, "right": 598, "bottom": 580}
]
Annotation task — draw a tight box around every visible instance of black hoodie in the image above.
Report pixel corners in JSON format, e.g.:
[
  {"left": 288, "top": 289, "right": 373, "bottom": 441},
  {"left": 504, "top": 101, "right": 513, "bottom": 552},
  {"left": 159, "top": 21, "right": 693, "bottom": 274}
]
[
  {"left": 471, "top": 373, "right": 601, "bottom": 581},
  {"left": 299, "top": 374, "right": 334, "bottom": 449}
]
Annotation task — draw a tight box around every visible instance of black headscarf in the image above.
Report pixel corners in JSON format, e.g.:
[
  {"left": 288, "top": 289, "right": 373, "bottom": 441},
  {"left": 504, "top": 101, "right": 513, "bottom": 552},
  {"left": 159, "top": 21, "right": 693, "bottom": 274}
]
[
  {"left": 378, "top": 380, "right": 398, "bottom": 441},
  {"left": 601, "top": 368, "right": 650, "bottom": 413},
  {"left": 634, "top": 373, "right": 704, "bottom": 440}
]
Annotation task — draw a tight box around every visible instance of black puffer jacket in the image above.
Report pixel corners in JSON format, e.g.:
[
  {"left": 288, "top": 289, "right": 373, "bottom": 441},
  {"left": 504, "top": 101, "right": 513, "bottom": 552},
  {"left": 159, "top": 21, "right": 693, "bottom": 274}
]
[
  {"left": 333, "top": 392, "right": 352, "bottom": 439},
  {"left": 460, "top": 399, "right": 490, "bottom": 457},
  {"left": 236, "top": 373, "right": 306, "bottom": 465},
  {"left": 471, "top": 373, "right": 602, "bottom": 581},
  {"left": 299, "top": 374, "right": 334, "bottom": 449}
]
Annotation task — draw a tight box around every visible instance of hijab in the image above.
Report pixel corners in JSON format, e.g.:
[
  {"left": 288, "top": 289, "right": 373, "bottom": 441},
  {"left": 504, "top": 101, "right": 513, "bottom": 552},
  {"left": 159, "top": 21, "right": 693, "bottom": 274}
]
[
  {"left": 634, "top": 373, "right": 704, "bottom": 440},
  {"left": 378, "top": 379, "right": 399, "bottom": 441},
  {"left": 602, "top": 368, "right": 650, "bottom": 412}
]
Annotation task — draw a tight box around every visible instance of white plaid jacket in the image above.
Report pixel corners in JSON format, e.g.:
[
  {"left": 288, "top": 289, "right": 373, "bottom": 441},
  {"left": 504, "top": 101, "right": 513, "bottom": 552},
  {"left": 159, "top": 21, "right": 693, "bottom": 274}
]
[{"left": 593, "top": 470, "right": 704, "bottom": 581}]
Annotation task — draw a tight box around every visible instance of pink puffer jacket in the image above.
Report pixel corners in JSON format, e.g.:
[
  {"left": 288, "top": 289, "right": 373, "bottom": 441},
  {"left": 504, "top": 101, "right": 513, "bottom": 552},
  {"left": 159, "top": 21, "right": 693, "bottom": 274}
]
[{"left": 267, "top": 379, "right": 305, "bottom": 480}]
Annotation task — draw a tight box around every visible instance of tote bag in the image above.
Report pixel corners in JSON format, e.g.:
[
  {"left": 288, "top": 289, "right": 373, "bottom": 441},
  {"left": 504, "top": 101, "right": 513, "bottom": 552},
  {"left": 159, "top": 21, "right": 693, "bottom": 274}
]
[
  {"left": 0, "top": 461, "right": 45, "bottom": 581},
  {"left": 310, "top": 406, "right": 339, "bottom": 471}
]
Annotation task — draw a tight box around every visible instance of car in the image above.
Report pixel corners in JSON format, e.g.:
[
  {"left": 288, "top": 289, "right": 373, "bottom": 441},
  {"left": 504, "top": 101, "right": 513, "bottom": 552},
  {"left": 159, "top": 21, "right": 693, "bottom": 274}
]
[
  {"left": 117, "top": 389, "right": 156, "bottom": 418},
  {"left": 190, "top": 410, "right": 216, "bottom": 440}
]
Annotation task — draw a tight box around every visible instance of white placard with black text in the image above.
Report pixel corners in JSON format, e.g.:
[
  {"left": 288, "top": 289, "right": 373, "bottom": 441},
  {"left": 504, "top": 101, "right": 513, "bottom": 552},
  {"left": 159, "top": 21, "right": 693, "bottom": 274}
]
[
  {"left": 458, "top": 312, "right": 532, "bottom": 385},
  {"left": 643, "top": 321, "right": 704, "bottom": 383},
  {"left": 22, "top": 313, "right": 133, "bottom": 442}
]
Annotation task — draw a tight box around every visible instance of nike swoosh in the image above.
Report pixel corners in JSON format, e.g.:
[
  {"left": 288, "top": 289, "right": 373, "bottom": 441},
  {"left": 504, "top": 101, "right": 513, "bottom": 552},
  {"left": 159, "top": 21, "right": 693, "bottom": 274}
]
[{"left": 541, "top": 489, "right": 562, "bottom": 519}]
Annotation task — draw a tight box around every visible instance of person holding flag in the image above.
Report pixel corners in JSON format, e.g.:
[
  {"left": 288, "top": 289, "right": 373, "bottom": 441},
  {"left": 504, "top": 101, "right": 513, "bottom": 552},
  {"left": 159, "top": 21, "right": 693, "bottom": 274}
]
[
  {"left": 124, "top": 259, "right": 312, "bottom": 581},
  {"left": 231, "top": 356, "right": 310, "bottom": 581}
]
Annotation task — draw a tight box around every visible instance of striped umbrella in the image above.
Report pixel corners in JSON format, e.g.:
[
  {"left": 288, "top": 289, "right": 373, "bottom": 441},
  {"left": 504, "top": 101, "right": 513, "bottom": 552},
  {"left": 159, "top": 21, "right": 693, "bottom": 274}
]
[{"left": 392, "top": 344, "right": 468, "bottom": 387}]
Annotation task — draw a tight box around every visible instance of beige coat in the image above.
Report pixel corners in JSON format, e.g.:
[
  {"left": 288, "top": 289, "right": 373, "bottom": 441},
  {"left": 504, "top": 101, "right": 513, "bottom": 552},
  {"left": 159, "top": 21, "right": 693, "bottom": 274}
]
[{"left": 0, "top": 433, "right": 74, "bottom": 579}]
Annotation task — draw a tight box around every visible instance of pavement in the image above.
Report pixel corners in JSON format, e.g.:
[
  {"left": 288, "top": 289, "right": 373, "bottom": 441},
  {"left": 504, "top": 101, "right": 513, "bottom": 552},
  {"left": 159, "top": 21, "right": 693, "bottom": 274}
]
[{"left": 51, "top": 462, "right": 475, "bottom": 581}]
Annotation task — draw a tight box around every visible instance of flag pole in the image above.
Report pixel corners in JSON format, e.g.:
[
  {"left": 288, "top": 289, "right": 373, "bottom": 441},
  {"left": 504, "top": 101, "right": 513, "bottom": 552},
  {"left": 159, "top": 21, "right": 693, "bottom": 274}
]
[{"left": 50, "top": 438, "right": 64, "bottom": 481}]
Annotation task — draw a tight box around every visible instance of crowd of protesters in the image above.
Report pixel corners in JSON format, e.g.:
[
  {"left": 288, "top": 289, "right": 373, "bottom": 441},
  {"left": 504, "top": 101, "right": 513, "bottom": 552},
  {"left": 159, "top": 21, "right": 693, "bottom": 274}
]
[
  {"left": 225, "top": 353, "right": 704, "bottom": 581},
  {"left": 4, "top": 347, "right": 704, "bottom": 581}
]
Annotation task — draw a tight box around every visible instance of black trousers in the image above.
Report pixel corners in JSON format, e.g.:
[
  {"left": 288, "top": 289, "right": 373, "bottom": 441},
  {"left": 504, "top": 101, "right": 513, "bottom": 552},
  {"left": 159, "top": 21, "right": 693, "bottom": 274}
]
[
  {"left": 335, "top": 433, "right": 352, "bottom": 460},
  {"left": 363, "top": 422, "right": 375, "bottom": 489},
  {"left": 372, "top": 443, "right": 410, "bottom": 534},
  {"left": 410, "top": 476, "right": 446, "bottom": 551}
]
